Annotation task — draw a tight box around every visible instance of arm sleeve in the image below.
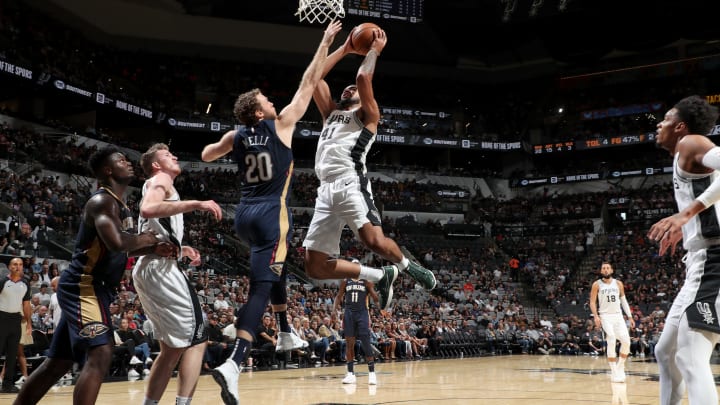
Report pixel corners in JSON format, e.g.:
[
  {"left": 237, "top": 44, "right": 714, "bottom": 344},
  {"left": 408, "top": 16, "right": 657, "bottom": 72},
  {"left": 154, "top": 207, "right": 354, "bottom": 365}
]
[
  {"left": 620, "top": 296, "right": 632, "bottom": 318},
  {"left": 697, "top": 147, "right": 720, "bottom": 207}
]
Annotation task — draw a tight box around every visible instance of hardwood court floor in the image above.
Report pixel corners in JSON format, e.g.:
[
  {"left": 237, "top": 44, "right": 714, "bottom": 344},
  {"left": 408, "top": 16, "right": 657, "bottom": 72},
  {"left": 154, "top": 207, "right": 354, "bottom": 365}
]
[{"left": 7, "top": 354, "right": 719, "bottom": 404}]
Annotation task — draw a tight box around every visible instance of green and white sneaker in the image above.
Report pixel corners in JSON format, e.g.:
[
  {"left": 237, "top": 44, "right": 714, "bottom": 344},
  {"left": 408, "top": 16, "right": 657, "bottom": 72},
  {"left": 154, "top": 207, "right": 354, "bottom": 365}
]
[
  {"left": 376, "top": 265, "right": 398, "bottom": 310},
  {"left": 406, "top": 260, "right": 437, "bottom": 290}
]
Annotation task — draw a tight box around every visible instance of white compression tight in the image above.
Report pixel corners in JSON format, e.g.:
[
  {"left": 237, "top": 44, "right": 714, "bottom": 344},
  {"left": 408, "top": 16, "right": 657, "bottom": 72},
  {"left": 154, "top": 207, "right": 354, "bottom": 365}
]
[
  {"left": 602, "top": 315, "right": 630, "bottom": 359},
  {"left": 656, "top": 315, "right": 719, "bottom": 405},
  {"left": 676, "top": 315, "right": 719, "bottom": 405}
]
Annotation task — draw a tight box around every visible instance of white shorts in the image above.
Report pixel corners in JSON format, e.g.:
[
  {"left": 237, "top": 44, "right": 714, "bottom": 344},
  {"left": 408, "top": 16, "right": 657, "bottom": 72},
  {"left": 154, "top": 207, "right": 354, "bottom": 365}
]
[
  {"left": 133, "top": 256, "right": 206, "bottom": 348},
  {"left": 600, "top": 313, "right": 629, "bottom": 340},
  {"left": 666, "top": 248, "right": 720, "bottom": 333},
  {"left": 303, "top": 175, "right": 381, "bottom": 256}
]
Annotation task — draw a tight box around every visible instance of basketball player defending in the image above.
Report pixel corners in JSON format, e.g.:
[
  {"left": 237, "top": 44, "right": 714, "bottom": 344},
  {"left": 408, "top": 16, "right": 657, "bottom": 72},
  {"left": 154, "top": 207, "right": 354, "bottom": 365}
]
[
  {"left": 303, "top": 26, "right": 436, "bottom": 311},
  {"left": 647, "top": 95, "right": 720, "bottom": 405},
  {"left": 201, "top": 21, "right": 342, "bottom": 405},
  {"left": 133, "top": 143, "right": 222, "bottom": 405},
  {"left": 589, "top": 262, "right": 634, "bottom": 383},
  {"left": 334, "top": 275, "right": 379, "bottom": 385},
  {"left": 13, "top": 146, "right": 176, "bottom": 405}
]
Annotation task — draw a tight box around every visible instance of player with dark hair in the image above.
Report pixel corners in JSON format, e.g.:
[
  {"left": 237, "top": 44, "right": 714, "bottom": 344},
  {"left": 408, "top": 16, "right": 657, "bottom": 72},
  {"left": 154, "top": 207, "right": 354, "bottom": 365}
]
[
  {"left": 303, "top": 25, "right": 436, "bottom": 310},
  {"left": 589, "top": 262, "right": 634, "bottom": 383},
  {"left": 14, "top": 146, "right": 176, "bottom": 405},
  {"left": 200, "top": 21, "right": 342, "bottom": 405},
  {"left": 648, "top": 95, "right": 720, "bottom": 405},
  {"left": 334, "top": 275, "right": 379, "bottom": 385}
]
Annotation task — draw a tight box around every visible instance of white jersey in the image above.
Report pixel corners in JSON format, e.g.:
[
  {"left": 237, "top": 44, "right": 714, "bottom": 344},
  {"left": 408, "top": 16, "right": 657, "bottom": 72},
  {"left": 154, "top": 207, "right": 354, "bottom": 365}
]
[
  {"left": 137, "top": 181, "right": 183, "bottom": 248},
  {"left": 133, "top": 180, "right": 206, "bottom": 347},
  {"left": 314, "top": 108, "right": 375, "bottom": 183},
  {"left": 673, "top": 152, "right": 720, "bottom": 251},
  {"left": 597, "top": 278, "right": 622, "bottom": 315}
]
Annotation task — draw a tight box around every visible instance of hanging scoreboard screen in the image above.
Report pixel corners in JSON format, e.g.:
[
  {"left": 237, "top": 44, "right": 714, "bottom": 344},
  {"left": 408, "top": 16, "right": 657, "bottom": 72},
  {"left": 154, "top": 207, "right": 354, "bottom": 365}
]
[{"left": 346, "top": 0, "right": 424, "bottom": 23}]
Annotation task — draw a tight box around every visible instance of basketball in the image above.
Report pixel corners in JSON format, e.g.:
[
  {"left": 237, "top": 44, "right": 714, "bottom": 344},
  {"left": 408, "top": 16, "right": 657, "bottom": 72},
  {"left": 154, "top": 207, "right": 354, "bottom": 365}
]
[{"left": 350, "top": 22, "right": 382, "bottom": 55}]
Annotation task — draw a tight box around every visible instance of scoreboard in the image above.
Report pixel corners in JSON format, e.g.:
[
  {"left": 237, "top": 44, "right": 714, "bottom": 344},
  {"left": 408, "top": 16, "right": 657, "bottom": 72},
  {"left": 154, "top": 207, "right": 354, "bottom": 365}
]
[
  {"left": 346, "top": 0, "right": 424, "bottom": 23},
  {"left": 532, "top": 133, "right": 655, "bottom": 154},
  {"left": 533, "top": 141, "right": 575, "bottom": 154}
]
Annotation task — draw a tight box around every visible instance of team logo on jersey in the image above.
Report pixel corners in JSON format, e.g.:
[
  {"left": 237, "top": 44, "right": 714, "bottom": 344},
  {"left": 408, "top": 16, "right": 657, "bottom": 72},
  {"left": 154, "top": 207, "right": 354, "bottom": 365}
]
[
  {"left": 79, "top": 323, "right": 110, "bottom": 339},
  {"left": 696, "top": 302, "right": 716, "bottom": 325},
  {"left": 269, "top": 263, "right": 284, "bottom": 276},
  {"left": 195, "top": 323, "right": 206, "bottom": 340},
  {"left": 122, "top": 217, "right": 135, "bottom": 231}
]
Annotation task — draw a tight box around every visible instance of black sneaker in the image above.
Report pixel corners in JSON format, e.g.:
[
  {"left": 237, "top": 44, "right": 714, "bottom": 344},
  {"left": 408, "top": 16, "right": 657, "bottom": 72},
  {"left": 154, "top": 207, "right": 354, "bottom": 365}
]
[
  {"left": 376, "top": 265, "right": 398, "bottom": 310},
  {"left": 1, "top": 385, "right": 20, "bottom": 393}
]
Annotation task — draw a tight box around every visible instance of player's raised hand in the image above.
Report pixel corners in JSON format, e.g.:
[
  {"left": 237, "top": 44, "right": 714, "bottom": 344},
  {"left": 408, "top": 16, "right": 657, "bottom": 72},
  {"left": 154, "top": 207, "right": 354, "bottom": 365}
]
[{"left": 322, "top": 20, "right": 343, "bottom": 47}]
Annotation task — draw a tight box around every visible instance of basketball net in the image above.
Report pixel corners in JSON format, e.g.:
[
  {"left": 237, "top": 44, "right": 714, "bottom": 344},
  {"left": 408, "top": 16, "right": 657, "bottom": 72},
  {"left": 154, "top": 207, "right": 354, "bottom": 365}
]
[{"left": 296, "top": 0, "right": 345, "bottom": 24}]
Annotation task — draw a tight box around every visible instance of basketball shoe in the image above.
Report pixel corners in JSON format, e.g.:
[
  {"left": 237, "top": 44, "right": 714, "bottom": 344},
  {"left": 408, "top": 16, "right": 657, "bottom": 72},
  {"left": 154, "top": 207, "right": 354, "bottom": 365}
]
[
  {"left": 212, "top": 359, "right": 240, "bottom": 405},
  {"left": 368, "top": 372, "right": 377, "bottom": 385},
  {"left": 342, "top": 372, "right": 357, "bottom": 384},
  {"left": 376, "top": 265, "right": 398, "bottom": 310},
  {"left": 276, "top": 331, "right": 309, "bottom": 352},
  {"left": 405, "top": 260, "right": 437, "bottom": 290},
  {"left": 399, "top": 247, "right": 436, "bottom": 290}
]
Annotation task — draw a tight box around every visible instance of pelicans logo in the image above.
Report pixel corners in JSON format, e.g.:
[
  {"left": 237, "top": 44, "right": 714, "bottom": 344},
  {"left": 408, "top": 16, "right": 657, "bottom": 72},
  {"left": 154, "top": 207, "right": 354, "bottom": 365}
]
[
  {"left": 79, "top": 323, "right": 110, "bottom": 339},
  {"left": 269, "top": 263, "right": 284, "bottom": 276}
]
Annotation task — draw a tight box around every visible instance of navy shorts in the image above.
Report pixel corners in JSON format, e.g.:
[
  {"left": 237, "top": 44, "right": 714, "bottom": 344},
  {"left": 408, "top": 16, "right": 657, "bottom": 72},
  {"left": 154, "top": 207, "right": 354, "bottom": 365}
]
[
  {"left": 49, "top": 270, "right": 114, "bottom": 362},
  {"left": 344, "top": 309, "right": 370, "bottom": 339},
  {"left": 235, "top": 198, "right": 293, "bottom": 283}
]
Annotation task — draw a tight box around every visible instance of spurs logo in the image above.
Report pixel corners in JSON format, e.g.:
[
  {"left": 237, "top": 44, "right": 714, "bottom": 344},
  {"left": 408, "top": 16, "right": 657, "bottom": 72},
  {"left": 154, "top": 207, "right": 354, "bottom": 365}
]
[
  {"left": 696, "top": 302, "right": 716, "bottom": 325},
  {"left": 79, "top": 323, "right": 110, "bottom": 339}
]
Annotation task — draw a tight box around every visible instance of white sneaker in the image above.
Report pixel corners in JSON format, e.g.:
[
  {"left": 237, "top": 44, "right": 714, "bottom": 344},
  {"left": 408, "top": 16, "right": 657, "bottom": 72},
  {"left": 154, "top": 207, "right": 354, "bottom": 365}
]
[
  {"left": 129, "top": 356, "right": 142, "bottom": 365},
  {"left": 342, "top": 372, "right": 357, "bottom": 384},
  {"left": 608, "top": 363, "right": 617, "bottom": 380},
  {"left": 612, "top": 369, "right": 626, "bottom": 383},
  {"left": 368, "top": 372, "right": 377, "bottom": 385},
  {"left": 142, "top": 369, "right": 151, "bottom": 376},
  {"left": 128, "top": 369, "right": 140, "bottom": 378},
  {"left": 276, "top": 331, "right": 309, "bottom": 352},
  {"left": 212, "top": 360, "right": 240, "bottom": 405},
  {"left": 14, "top": 375, "right": 26, "bottom": 386},
  {"left": 145, "top": 357, "right": 154, "bottom": 365}
]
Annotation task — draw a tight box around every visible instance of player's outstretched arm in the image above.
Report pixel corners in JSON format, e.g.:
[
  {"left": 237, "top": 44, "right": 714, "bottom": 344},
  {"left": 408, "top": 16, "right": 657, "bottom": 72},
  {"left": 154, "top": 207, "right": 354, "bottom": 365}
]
[{"left": 276, "top": 20, "right": 342, "bottom": 145}]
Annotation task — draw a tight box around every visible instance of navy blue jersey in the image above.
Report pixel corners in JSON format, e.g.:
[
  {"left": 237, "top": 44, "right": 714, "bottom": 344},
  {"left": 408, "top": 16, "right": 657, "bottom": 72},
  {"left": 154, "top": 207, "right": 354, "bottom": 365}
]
[
  {"left": 64, "top": 188, "right": 133, "bottom": 287},
  {"left": 343, "top": 278, "right": 369, "bottom": 312},
  {"left": 233, "top": 120, "right": 294, "bottom": 201}
]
